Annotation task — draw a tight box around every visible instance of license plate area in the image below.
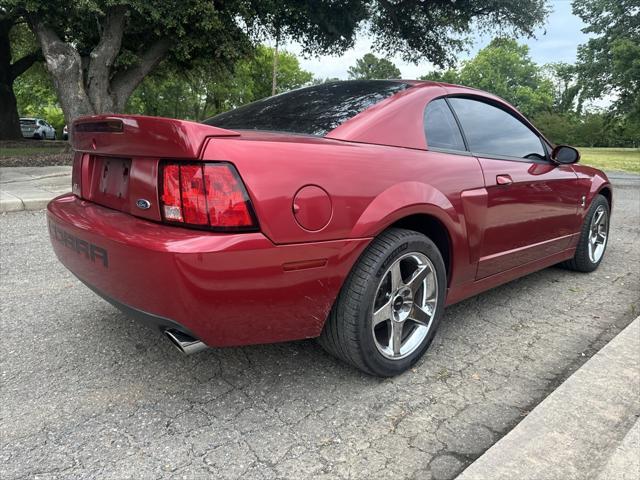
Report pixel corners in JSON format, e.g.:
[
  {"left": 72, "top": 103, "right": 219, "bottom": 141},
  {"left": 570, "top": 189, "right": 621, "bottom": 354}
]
[{"left": 87, "top": 156, "right": 132, "bottom": 212}]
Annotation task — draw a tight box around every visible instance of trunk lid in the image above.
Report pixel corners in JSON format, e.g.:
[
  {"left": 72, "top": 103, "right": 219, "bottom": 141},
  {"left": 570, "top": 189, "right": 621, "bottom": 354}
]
[{"left": 71, "top": 115, "right": 239, "bottom": 221}]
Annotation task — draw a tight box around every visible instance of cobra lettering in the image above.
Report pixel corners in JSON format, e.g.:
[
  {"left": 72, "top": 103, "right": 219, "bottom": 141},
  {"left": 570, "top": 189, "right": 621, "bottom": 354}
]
[{"left": 48, "top": 221, "right": 109, "bottom": 268}]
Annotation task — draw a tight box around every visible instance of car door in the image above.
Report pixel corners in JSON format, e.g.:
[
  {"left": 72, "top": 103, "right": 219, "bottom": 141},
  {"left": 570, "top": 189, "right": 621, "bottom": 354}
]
[{"left": 447, "top": 97, "right": 582, "bottom": 279}]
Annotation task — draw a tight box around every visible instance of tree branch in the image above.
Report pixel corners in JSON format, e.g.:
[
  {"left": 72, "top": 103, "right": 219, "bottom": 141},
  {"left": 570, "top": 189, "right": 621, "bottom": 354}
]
[
  {"left": 110, "top": 37, "right": 172, "bottom": 110},
  {"left": 86, "top": 5, "right": 127, "bottom": 111},
  {"left": 10, "top": 50, "right": 41, "bottom": 80},
  {"left": 30, "top": 20, "right": 74, "bottom": 70}
]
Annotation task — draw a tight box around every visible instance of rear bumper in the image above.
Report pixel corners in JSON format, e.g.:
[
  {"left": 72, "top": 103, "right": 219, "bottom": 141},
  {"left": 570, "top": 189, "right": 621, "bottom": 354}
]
[{"left": 47, "top": 194, "right": 370, "bottom": 347}]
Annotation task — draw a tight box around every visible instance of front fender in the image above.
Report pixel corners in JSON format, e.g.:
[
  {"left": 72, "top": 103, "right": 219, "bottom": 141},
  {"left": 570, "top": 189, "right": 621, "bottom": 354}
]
[{"left": 573, "top": 165, "right": 612, "bottom": 218}]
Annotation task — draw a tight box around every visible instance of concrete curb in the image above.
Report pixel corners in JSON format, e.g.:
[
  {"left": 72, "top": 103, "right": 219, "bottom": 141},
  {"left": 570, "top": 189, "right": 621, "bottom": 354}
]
[
  {"left": 0, "top": 166, "right": 71, "bottom": 212},
  {"left": 456, "top": 316, "right": 640, "bottom": 480},
  {"left": 596, "top": 419, "right": 640, "bottom": 480}
]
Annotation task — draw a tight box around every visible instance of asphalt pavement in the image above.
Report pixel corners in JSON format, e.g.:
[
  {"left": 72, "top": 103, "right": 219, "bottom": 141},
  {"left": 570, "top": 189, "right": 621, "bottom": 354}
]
[{"left": 1, "top": 174, "right": 639, "bottom": 479}]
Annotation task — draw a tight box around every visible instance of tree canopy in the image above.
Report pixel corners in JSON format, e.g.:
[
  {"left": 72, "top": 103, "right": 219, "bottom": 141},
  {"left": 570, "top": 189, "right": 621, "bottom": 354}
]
[
  {"left": 572, "top": 0, "right": 640, "bottom": 119},
  {"left": 3, "top": 0, "right": 550, "bottom": 128},
  {"left": 348, "top": 53, "right": 401, "bottom": 80}
]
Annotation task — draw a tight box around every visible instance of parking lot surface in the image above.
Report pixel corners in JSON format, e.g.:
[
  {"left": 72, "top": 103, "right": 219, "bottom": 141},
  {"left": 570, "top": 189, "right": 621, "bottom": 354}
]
[{"left": 1, "top": 175, "right": 639, "bottom": 480}]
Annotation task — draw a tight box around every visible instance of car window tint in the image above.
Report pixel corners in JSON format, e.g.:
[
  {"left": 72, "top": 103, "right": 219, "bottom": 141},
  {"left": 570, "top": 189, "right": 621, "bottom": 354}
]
[
  {"left": 424, "top": 99, "right": 466, "bottom": 151},
  {"left": 448, "top": 98, "right": 545, "bottom": 159},
  {"left": 204, "top": 80, "right": 410, "bottom": 136}
]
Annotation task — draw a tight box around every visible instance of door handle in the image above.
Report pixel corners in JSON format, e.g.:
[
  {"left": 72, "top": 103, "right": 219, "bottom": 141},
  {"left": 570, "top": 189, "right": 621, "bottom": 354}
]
[{"left": 496, "top": 174, "right": 513, "bottom": 185}]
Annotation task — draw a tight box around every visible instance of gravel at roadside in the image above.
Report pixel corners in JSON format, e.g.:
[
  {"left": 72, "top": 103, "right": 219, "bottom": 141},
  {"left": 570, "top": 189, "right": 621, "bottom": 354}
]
[
  {"left": 0, "top": 140, "right": 72, "bottom": 168},
  {"left": 0, "top": 152, "right": 72, "bottom": 168}
]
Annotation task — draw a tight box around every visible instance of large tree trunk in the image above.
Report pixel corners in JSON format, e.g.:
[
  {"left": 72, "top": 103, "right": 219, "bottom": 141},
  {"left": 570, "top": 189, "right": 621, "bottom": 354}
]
[
  {"left": 31, "top": 8, "right": 170, "bottom": 135},
  {"left": 0, "top": 18, "right": 28, "bottom": 140},
  {"left": 0, "top": 77, "right": 22, "bottom": 141},
  {"left": 32, "top": 21, "right": 95, "bottom": 131},
  {"left": 0, "top": 84, "right": 21, "bottom": 141}
]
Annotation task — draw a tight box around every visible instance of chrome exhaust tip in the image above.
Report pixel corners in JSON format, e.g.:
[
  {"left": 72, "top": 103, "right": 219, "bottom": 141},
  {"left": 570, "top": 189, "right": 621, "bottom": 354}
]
[{"left": 164, "top": 329, "right": 208, "bottom": 355}]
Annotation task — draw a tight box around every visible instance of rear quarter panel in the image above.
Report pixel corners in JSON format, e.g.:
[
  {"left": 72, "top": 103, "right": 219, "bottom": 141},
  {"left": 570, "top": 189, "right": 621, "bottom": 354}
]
[{"left": 202, "top": 137, "right": 485, "bottom": 288}]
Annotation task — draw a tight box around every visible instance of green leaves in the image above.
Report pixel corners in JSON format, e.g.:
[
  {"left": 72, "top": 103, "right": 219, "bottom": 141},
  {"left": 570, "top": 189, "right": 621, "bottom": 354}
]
[
  {"left": 573, "top": 0, "right": 640, "bottom": 119},
  {"left": 125, "top": 45, "right": 313, "bottom": 120},
  {"left": 422, "top": 38, "right": 554, "bottom": 118},
  {"left": 347, "top": 53, "right": 401, "bottom": 80},
  {"left": 367, "top": 0, "right": 549, "bottom": 67}
]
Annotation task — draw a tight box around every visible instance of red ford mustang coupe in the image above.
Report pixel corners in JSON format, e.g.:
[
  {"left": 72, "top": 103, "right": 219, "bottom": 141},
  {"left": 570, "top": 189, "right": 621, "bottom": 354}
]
[{"left": 48, "top": 80, "right": 611, "bottom": 376}]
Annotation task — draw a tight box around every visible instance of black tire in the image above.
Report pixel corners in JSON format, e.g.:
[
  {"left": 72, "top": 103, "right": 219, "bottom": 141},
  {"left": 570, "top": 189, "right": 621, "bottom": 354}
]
[
  {"left": 561, "top": 194, "right": 610, "bottom": 272},
  {"left": 319, "top": 228, "right": 447, "bottom": 377},
  {"left": 33, "top": 133, "right": 42, "bottom": 140}
]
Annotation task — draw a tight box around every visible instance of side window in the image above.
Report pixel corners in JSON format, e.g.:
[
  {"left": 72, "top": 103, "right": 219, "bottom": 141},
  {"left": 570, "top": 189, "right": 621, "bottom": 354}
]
[
  {"left": 424, "top": 99, "right": 466, "bottom": 151},
  {"left": 448, "top": 98, "right": 545, "bottom": 159}
]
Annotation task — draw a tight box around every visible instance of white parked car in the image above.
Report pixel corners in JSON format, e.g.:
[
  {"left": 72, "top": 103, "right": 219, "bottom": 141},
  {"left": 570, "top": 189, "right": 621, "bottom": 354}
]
[{"left": 20, "top": 118, "right": 56, "bottom": 140}]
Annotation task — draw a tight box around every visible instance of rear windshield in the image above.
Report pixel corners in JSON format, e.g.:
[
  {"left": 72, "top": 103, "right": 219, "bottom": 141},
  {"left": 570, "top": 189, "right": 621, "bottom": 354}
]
[
  {"left": 20, "top": 119, "right": 36, "bottom": 125},
  {"left": 203, "top": 80, "right": 410, "bottom": 136}
]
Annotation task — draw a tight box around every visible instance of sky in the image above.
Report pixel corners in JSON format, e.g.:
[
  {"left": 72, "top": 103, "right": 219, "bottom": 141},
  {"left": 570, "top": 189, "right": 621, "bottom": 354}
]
[{"left": 285, "top": 0, "right": 590, "bottom": 80}]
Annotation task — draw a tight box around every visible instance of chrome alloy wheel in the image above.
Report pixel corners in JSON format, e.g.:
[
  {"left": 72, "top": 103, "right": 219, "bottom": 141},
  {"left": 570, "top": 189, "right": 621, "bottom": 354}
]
[
  {"left": 588, "top": 205, "right": 608, "bottom": 263},
  {"left": 371, "top": 252, "right": 438, "bottom": 360}
]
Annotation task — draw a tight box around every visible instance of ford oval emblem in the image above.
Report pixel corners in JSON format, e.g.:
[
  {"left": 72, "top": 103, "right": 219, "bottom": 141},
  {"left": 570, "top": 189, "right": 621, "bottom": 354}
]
[{"left": 136, "top": 199, "right": 151, "bottom": 210}]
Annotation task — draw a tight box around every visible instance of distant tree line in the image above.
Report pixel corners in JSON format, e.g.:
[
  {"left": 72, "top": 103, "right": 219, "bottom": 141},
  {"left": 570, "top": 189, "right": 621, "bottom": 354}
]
[{"left": 421, "top": 37, "right": 639, "bottom": 148}]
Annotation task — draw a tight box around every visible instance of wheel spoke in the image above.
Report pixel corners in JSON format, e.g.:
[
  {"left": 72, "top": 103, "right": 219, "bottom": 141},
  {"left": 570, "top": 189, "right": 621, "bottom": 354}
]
[
  {"left": 405, "top": 264, "right": 429, "bottom": 296},
  {"left": 424, "top": 276, "right": 437, "bottom": 303},
  {"left": 409, "top": 304, "right": 431, "bottom": 326},
  {"left": 597, "top": 232, "right": 607, "bottom": 244},
  {"left": 389, "top": 262, "right": 404, "bottom": 290},
  {"left": 390, "top": 321, "right": 403, "bottom": 356},
  {"left": 593, "top": 209, "right": 604, "bottom": 227},
  {"left": 372, "top": 301, "right": 392, "bottom": 326}
]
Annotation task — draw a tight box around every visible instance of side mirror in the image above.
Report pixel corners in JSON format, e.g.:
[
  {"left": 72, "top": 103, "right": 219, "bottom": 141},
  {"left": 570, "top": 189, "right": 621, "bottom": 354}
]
[{"left": 552, "top": 145, "right": 580, "bottom": 165}]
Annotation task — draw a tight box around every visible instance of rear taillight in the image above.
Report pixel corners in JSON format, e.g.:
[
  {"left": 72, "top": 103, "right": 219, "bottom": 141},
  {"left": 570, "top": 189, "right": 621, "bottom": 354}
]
[
  {"left": 160, "top": 162, "right": 258, "bottom": 231},
  {"left": 71, "top": 153, "right": 83, "bottom": 197}
]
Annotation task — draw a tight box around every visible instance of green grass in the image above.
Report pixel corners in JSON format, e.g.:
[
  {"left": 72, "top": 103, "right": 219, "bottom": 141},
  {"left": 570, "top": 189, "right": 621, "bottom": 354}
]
[
  {"left": 0, "top": 145, "right": 68, "bottom": 158},
  {"left": 579, "top": 147, "right": 640, "bottom": 174},
  {"left": 0, "top": 143, "right": 638, "bottom": 174}
]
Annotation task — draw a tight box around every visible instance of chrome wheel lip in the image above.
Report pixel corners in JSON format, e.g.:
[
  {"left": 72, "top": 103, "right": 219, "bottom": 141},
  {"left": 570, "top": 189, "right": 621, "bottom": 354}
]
[
  {"left": 371, "top": 252, "right": 438, "bottom": 360},
  {"left": 588, "top": 205, "right": 608, "bottom": 263}
]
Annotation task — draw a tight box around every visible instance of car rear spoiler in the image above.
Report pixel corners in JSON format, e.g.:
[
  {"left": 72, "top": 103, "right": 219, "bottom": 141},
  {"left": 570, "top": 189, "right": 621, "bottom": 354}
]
[{"left": 71, "top": 114, "right": 240, "bottom": 159}]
